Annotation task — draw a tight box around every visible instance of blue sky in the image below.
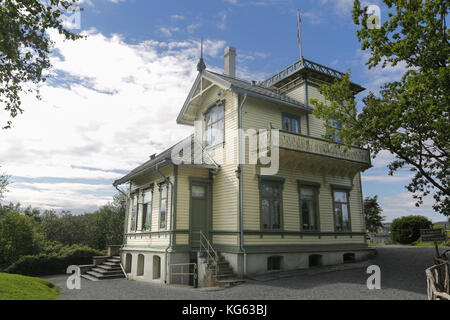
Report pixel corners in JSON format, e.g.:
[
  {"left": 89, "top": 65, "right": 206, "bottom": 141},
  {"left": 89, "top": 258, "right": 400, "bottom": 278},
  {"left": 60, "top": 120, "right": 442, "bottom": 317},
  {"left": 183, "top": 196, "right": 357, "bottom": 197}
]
[{"left": 0, "top": 0, "right": 445, "bottom": 222}]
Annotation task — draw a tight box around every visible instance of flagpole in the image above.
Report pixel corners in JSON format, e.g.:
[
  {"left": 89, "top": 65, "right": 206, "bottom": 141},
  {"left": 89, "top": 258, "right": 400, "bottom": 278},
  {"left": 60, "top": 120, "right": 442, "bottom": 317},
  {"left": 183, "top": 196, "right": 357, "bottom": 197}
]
[{"left": 297, "top": 9, "right": 303, "bottom": 63}]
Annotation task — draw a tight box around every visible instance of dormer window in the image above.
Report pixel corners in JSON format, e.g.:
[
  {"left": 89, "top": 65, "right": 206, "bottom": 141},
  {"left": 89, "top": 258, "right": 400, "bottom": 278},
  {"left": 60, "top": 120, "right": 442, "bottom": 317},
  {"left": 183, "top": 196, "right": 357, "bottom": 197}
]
[{"left": 204, "top": 103, "right": 224, "bottom": 147}]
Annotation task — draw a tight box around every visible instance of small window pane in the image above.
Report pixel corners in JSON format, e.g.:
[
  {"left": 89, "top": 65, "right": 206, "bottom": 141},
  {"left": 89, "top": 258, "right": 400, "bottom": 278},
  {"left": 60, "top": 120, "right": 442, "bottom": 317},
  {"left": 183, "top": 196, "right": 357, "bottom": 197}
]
[
  {"left": 143, "top": 190, "right": 152, "bottom": 203},
  {"left": 261, "top": 200, "right": 270, "bottom": 229},
  {"left": 283, "top": 117, "right": 290, "bottom": 131},
  {"left": 272, "top": 200, "right": 281, "bottom": 229},
  {"left": 291, "top": 118, "right": 299, "bottom": 133},
  {"left": 192, "top": 185, "right": 206, "bottom": 198},
  {"left": 161, "top": 185, "right": 167, "bottom": 199},
  {"left": 342, "top": 204, "right": 349, "bottom": 228},
  {"left": 334, "top": 191, "right": 347, "bottom": 202},
  {"left": 301, "top": 187, "right": 314, "bottom": 198}
]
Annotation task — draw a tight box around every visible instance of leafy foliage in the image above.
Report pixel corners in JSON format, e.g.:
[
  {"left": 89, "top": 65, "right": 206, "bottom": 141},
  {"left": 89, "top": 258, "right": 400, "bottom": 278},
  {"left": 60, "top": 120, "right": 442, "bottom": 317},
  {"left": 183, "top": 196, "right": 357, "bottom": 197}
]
[
  {"left": 0, "top": 166, "right": 9, "bottom": 200},
  {"left": 390, "top": 215, "right": 433, "bottom": 244},
  {"left": 364, "top": 195, "right": 385, "bottom": 233},
  {"left": 0, "top": 0, "right": 83, "bottom": 128},
  {"left": 310, "top": 0, "right": 449, "bottom": 216},
  {"left": 4, "top": 246, "right": 104, "bottom": 276},
  {"left": 0, "top": 210, "right": 40, "bottom": 266}
]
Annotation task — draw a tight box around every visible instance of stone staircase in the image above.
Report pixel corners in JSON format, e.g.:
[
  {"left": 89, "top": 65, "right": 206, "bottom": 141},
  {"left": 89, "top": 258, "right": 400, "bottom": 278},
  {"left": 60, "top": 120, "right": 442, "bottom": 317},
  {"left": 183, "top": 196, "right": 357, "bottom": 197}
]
[
  {"left": 81, "top": 255, "right": 126, "bottom": 281},
  {"left": 202, "top": 252, "right": 245, "bottom": 288}
]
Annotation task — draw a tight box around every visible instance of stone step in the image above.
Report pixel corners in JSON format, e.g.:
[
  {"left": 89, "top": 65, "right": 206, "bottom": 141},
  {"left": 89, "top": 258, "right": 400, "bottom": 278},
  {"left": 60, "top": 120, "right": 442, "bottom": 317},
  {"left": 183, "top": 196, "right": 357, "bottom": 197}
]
[
  {"left": 215, "top": 273, "right": 236, "bottom": 280},
  {"left": 91, "top": 268, "right": 123, "bottom": 276},
  {"left": 86, "top": 270, "right": 125, "bottom": 279},
  {"left": 216, "top": 278, "right": 245, "bottom": 288},
  {"left": 209, "top": 266, "right": 234, "bottom": 274},
  {"left": 103, "top": 261, "right": 120, "bottom": 266},
  {"left": 107, "top": 258, "right": 121, "bottom": 263},
  {"left": 81, "top": 274, "right": 100, "bottom": 282},
  {"left": 97, "top": 264, "right": 122, "bottom": 271}
]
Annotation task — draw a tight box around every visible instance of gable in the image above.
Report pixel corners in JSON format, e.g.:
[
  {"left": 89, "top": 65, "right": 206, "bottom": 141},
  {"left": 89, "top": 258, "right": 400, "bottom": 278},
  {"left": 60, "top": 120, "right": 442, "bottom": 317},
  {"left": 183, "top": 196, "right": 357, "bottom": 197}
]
[{"left": 177, "top": 73, "right": 230, "bottom": 126}]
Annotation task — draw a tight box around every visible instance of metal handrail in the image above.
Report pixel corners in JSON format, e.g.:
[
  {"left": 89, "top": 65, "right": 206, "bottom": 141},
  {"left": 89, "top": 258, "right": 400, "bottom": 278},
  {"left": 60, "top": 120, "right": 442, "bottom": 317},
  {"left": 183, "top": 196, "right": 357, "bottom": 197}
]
[
  {"left": 119, "top": 262, "right": 128, "bottom": 280},
  {"left": 198, "top": 230, "right": 219, "bottom": 278},
  {"left": 169, "top": 263, "right": 197, "bottom": 286}
]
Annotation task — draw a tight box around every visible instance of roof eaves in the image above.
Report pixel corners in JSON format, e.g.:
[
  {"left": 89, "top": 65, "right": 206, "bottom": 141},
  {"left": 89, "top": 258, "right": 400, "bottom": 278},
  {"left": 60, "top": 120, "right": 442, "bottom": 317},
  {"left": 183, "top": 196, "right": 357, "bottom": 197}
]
[
  {"left": 230, "top": 85, "right": 313, "bottom": 113},
  {"left": 113, "top": 158, "right": 171, "bottom": 187}
]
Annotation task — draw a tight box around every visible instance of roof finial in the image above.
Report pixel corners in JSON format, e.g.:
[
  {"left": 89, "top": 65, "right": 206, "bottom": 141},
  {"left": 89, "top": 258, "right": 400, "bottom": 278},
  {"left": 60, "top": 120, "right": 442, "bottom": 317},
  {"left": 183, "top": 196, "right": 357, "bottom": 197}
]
[{"left": 197, "top": 37, "right": 206, "bottom": 72}]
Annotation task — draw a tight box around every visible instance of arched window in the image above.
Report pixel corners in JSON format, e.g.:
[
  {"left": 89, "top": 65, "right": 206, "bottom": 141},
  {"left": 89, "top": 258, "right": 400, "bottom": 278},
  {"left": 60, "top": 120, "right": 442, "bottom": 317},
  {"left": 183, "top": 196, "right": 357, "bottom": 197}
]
[
  {"left": 125, "top": 253, "right": 132, "bottom": 273},
  {"left": 137, "top": 254, "right": 145, "bottom": 276},
  {"left": 204, "top": 104, "right": 224, "bottom": 147},
  {"left": 153, "top": 256, "right": 161, "bottom": 279}
]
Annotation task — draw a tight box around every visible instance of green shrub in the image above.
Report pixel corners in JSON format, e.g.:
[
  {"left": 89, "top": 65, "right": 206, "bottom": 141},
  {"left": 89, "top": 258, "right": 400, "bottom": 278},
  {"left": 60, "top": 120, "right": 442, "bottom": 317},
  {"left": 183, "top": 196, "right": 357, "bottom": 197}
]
[
  {"left": 390, "top": 215, "right": 433, "bottom": 244},
  {"left": 5, "top": 246, "right": 104, "bottom": 276},
  {"left": 0, "top": 211, "right": 40, "bottom": 266}
]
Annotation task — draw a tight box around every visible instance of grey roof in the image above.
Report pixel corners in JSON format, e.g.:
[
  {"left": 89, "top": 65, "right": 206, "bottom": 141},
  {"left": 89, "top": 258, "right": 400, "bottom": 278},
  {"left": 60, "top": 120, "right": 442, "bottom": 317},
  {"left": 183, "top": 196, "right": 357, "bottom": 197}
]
[
  {"left": 113, "top": 135, "right": 217, "bottom": 187},
  {"left": 206, "top": 70, "right": 313, "bottom": 112}
]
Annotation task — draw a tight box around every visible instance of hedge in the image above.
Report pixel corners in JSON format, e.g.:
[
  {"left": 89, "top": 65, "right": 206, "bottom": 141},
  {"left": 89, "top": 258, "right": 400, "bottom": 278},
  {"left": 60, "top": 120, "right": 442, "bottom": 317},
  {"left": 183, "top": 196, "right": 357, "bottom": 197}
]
[
  {"left": 5, "top": 246, "right": 104, "bottom": 276},
  {"left": 390, "top": 215, "right": 433, "bottom": 245}
]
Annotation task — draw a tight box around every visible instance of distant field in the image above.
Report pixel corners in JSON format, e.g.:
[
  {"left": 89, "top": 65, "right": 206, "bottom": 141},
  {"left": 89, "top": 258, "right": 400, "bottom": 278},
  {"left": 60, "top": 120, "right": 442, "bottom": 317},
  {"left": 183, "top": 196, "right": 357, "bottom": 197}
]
[{"left": 0, "top": 273, "right": 59, "bottom": 300}]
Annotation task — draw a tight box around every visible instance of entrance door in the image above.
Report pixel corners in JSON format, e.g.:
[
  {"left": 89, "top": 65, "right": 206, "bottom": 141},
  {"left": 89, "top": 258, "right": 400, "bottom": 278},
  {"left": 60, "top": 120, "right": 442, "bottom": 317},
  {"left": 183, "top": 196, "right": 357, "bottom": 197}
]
[{"left": 190, "top": 183, "right": 209, "bottom": 248}]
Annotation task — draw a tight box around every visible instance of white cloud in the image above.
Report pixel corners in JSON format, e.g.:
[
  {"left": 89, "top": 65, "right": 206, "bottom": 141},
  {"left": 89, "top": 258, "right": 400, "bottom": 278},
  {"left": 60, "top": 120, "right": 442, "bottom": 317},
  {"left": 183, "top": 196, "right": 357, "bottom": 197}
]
[
  {"left": 380, "top": 192, "right": 444, "bottom": 223},
  {"left": 217, "top": 11, "right": 228, "bottom": 30},
  {"left": 170, "top": 15, "right": 185, "bottom": 21},
  {"left": 362, "top": 174, "right": 413, "bottom": 183},
  {"left": 371, "top": 150, "right": 396, "bottom": 168},
  {"left": 1, "top": 30, "right": 227, "bottom": 212}
]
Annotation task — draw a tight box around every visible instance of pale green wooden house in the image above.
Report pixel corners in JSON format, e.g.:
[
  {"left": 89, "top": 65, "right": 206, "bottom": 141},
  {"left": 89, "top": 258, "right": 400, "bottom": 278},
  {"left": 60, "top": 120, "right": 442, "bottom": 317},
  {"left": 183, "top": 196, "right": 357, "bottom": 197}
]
[{"left": 113, "top": 46, "right": 372, "bottom": 285}]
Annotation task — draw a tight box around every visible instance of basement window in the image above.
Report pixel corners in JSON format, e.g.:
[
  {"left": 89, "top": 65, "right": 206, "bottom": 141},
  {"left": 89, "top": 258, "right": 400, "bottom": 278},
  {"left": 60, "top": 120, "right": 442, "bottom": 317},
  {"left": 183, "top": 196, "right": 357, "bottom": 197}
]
[
  {"left": 343, "top": 253, "right": 356, "bottom": 263},
  {"left": 267, "top": 256, "right": 282, "bottom": 271},
  {"left": 309, "top": 254, "right": 323, "bottom": 267}
]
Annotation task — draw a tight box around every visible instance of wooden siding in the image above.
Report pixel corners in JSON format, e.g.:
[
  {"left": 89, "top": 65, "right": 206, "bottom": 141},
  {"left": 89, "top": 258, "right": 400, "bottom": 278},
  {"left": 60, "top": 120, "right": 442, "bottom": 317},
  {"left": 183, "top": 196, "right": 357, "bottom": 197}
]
[
  {"left": 176, "top": 165, "right": 210, "bottom": 230},
  {"left": 126, "top": 165, "right": 174, "bottom": 247}
]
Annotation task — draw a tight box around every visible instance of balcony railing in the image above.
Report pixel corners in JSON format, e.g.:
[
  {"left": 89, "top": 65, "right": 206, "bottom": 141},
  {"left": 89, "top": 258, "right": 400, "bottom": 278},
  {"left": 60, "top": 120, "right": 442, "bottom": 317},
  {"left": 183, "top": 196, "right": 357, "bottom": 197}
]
[
  {"left": 261, "top": 130, "right": 371, "bottom": 166},
  {"left": 260, "top": 58, "right": 345, "bottom": 88}
]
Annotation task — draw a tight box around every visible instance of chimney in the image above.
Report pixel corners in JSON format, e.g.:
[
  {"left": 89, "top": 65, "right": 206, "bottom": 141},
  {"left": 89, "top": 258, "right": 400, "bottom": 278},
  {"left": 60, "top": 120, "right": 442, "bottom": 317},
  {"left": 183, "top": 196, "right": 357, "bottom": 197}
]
[{"left": 224, "top": 46, "right": 236, "bottom": 78}]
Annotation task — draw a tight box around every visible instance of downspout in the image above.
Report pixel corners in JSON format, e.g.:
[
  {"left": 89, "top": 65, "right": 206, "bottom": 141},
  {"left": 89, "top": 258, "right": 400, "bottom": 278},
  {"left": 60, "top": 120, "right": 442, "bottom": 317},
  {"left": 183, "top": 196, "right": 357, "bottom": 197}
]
[
  {"left": 305, "top": 77, "right": 310, "bottom": 136},
  {"left": 115, "top": 182, "right": 130, "bottom": 279},
  {"left": 156, "top": 162, "right": 175, "bottom": 284},
  {"left": 114, "top": 183, "right": 130, "bottom": 253},
  {"left": 238, "top": 93, "right": 248, "bottom": 276}
]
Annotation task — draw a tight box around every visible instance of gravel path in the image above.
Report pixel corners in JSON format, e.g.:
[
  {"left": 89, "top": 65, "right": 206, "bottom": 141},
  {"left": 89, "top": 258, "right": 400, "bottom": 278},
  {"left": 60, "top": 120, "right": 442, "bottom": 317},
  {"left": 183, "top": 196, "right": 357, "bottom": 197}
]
[{"left": 44, "top": 246, "right": 443, "bottom": 300}]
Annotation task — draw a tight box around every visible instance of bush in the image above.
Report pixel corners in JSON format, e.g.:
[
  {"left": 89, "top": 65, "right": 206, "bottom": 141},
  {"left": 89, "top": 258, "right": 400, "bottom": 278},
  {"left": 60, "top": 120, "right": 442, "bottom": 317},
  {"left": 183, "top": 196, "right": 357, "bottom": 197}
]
[
  {"left": 0, "top": 211, "right": 40, "bottom": 266},
  {"left": 390, "top": 215, "right": 433, "bottom": 244},
  {"left": 4, "top": 246, "right": 104, "bottom": 276}
]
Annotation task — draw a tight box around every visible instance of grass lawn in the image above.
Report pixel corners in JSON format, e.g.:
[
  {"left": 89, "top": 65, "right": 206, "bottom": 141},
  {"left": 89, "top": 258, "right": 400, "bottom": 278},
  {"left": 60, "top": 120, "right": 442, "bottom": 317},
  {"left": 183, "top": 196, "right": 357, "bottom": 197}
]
[{"left": 0, "top": 273, "right": 59, "bottom": 300}]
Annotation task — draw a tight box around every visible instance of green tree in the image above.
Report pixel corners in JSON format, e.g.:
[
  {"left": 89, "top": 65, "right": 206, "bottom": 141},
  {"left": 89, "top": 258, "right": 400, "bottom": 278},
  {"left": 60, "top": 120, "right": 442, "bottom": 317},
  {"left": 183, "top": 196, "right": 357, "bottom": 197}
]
[
  {"left": 0, "top": 0, "right": 83, "bottom": 129},
  {"left": 90, "top": 204, "right": 125, "bottom": 250},
  {"left": 310, "top": 0, "right": 449, "bottom": 216},
  {"left": 0, "top": 210, "right": 39, "bottom": 266},
  {"left": 364, "top": 195, "right": 385, "bottom": 233},
  {"left": 390, "top": 215, "right": 432, "bottom": 244},
  {"left": 0, "top": 166, "right": 9, "bottom": 201}
]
